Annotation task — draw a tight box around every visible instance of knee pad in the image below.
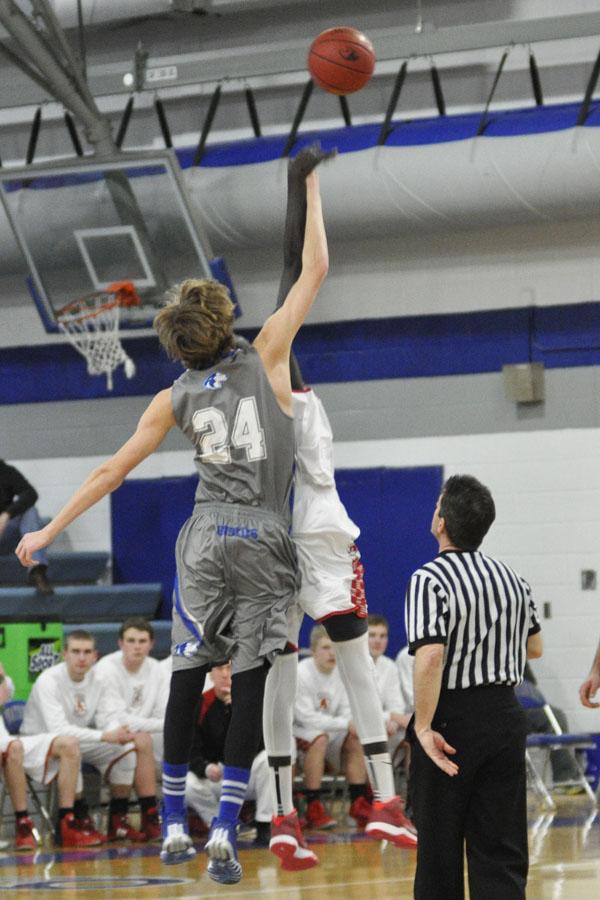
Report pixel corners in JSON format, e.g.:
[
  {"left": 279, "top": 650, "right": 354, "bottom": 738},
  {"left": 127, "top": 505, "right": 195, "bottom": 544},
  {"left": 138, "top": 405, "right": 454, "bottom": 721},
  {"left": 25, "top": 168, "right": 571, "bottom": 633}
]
[{"left": 322, "top": 612, "right": 368, "bottom": 642}]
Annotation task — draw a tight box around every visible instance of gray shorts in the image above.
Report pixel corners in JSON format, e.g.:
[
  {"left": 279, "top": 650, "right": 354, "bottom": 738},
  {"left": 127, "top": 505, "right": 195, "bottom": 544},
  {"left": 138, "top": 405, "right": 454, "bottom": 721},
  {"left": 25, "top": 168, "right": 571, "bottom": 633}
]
[{"left": 171, "top": 502, "right": 300, "bottom": 675}]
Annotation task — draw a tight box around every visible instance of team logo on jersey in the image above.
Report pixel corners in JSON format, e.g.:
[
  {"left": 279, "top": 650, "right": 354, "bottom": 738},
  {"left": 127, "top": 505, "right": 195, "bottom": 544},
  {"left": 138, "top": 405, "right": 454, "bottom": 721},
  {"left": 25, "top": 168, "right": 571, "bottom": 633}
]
[
  {"left": 318, "top": 694, "right": 331, "bottom": 711},
  {"left": 131, "top": 686, "right": 144, "bottom": 707},
  {"left": 203, "top": 372, "right": 228, "bottom": 390},
  {"left": 74, "top": 692, "right": 87, "bottom": 717},
  {"left": 174, "top": 639, "right": 203, "bottom": 659}
]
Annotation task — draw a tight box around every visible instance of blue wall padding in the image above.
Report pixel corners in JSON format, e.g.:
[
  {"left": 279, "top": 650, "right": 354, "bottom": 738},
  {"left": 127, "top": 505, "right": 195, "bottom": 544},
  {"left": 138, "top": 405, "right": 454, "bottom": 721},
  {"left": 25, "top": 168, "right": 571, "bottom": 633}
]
[
  {"left": 110, "top": 466, "right": 442, "bottom": 656},
  {"left": 3, "top": 300, "right": 600, "bottom": 405},
  {"left": 111, "top": 475, "right": 197, "bottom": 619},
  {"left": 6, "top": 102, "right": 599, "bottom": 181}
]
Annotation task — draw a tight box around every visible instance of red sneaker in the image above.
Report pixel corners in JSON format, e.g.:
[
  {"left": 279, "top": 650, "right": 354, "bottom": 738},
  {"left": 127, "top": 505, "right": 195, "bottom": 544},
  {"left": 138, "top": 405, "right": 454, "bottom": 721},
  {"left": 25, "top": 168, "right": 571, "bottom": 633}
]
[
  {"left": 348, "top": 795, "right": 373, "bottom": 828},
  {"left": 305, "top": 799, "right": 336, "bottom": 830},
  {"left": 365, "top": 796, "right": 418, "bottom": 848},
  {"left": 60, "top": 813, "right": 105, "bottom": 847},
  {"left": 270, "top": 810, "right": 319, "bottom": 871},
  {"left": 108, "top": 813, "right": 147, "bottom": 843},
  {"left": 141, "top": 807, "right": 162, "bottom": 842},
  {"left": 15, "top": 817, "right": 38, "bottom": 852}
]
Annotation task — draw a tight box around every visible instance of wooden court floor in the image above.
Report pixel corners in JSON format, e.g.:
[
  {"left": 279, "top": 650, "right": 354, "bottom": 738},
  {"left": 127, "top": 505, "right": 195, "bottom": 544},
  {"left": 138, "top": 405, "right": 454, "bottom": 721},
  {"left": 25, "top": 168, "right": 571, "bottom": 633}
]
[{"left": 0, "top": 801, "right": 598, "bottom": 898}]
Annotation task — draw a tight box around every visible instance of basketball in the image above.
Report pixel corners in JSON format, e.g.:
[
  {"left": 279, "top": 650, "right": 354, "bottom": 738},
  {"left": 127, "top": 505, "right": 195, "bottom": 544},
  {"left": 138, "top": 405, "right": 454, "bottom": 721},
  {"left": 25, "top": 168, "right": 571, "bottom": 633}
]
[{"left": 308, "top": 26, "right": 375, "bottom": 95}]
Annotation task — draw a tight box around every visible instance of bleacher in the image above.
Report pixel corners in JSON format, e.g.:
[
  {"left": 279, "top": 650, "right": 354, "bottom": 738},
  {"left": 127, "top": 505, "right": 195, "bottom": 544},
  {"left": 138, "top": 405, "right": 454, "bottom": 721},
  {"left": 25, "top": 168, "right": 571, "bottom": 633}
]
[{"left": 0, "top": 545, "right": 169, "bottom": 658}]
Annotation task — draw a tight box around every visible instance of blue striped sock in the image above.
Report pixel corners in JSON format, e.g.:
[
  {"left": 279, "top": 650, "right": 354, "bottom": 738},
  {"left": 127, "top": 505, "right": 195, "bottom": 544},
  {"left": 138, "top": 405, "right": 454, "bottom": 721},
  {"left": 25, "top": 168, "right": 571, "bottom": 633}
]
[
  {"left": 218, "top": 766, "right": 250, "bottom": 824},
  {"left": 162, "top": 762, "right": 188, "bottom": 820}
]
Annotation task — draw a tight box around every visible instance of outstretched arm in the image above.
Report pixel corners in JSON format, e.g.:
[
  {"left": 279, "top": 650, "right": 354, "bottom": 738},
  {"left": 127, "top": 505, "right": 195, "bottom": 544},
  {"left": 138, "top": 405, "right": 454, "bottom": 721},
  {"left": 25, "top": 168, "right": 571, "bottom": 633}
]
[
  {"left": 16, "top": 389, "right": 176, "bottom": 566},
  {"left": 254, "top": 171, "right": 328, "bottom": 387},
  {"left": 274, "top": 144, "right": 336, "bottom": 389}
]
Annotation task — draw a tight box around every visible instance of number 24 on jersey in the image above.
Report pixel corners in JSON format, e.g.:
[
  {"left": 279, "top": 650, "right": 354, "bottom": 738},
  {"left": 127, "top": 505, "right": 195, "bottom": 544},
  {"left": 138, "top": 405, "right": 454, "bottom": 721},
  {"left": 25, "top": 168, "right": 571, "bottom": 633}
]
[{"left": 192, "top": 396, "right": 266, "bottom": 464}]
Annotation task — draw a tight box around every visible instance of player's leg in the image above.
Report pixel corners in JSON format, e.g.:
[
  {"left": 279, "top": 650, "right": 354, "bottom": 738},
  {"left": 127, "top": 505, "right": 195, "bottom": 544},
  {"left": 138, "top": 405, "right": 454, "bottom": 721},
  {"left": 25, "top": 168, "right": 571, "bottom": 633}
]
[
  {"left": 245, "top": 750, "right": 272, "bottom": 846},
  {"left": 161, "top": 663, "right": 209, "bottom": 863},
  {"left": 263, "top": 619, "right": 319, "bottom": 869},
  {"left": 323, "top": 612, "right": 417, "bottom": 847},
  {"left": 206, "top": 662, "right": 268, "bottom": 884},
  {"left": 303, "top": 734, "right": 337, "bottom": 829},
  {"left": 134, "top": 733, "right": 161, "bottom": 840},
  {"left": 341, "top": 730, "right": 372, "bottom": 828},
  {"left": 92, "top": 743, "right": 141, "bottom": 843},
  {"left": 125, "top": 732, "right": 160, "bottom": 842},
  {"left": 2, "top": 739, "right": 38, "bottom": 851},
  {"left": 45, "top": 735, "right": 98, "bottom": 848}
]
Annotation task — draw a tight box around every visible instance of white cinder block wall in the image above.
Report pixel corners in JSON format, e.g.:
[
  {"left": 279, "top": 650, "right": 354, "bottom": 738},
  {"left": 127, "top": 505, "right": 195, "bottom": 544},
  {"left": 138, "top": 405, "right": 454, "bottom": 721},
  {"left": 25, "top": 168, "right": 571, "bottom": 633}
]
[{"left": 14, "top": 425, "right": 600, "bottom": 732}]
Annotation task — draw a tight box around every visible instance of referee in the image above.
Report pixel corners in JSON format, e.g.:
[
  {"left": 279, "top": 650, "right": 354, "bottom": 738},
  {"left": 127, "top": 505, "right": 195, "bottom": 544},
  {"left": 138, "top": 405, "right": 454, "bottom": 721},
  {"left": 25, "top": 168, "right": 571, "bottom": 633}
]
[{"left": 405, "top": 474, "right": 542, "bottom": 900}]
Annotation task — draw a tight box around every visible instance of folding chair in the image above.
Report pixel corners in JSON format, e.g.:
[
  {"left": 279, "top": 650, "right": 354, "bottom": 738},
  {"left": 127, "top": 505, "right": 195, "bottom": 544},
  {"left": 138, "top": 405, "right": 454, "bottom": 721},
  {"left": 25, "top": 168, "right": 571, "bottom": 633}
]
[
  {"left": 516, "top": 682, "right": 597, "bottom": 809},
  {"left": 1, "top": 700, "right": 56, "bottom": 835}
]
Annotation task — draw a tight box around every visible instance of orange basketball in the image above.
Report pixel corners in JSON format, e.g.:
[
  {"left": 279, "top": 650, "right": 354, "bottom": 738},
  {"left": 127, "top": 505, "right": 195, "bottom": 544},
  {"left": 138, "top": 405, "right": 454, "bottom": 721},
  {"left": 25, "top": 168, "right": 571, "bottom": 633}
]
[{"left": 308, "top": 26, "right": 376, "bottom": 96}]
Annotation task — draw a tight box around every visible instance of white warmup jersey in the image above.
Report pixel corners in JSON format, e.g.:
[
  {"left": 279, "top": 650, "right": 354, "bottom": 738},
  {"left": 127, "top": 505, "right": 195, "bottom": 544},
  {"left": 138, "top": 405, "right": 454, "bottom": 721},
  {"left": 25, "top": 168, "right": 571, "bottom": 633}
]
[
  {"left": 22, "top": 662, "right": 109, "bottom": 741},
  {"left": 293, "top": 657, "right": 351, "bottom": 744},
  {"left": 372, "top": 654, "right": 408, "bottom": 723},
  {"left": 0, "top": 676, "right": 57, "bottom": 785},
  {"left": 94, "top": 652, "right": 169, "bottom": 733},
  {"left": 22, "top": 662, "right": 137, "bottom": 787},
  {"left": 289, "top": 389, "right": 366, "bottom": 640}
]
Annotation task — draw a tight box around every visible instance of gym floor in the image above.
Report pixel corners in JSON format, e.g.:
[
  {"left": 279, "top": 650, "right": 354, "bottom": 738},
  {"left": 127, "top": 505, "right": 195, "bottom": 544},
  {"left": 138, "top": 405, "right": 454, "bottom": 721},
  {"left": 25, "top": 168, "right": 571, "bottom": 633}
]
[{"left": 0, "top": 800, "right": 598, "bottom": 898}]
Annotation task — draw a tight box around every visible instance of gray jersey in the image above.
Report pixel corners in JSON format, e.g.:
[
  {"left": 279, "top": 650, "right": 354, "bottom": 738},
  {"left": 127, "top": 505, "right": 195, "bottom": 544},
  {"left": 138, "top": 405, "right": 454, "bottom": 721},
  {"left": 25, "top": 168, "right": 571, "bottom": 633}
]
[{"left": 172, "top": 337, "right": 294, "bottom": 522}]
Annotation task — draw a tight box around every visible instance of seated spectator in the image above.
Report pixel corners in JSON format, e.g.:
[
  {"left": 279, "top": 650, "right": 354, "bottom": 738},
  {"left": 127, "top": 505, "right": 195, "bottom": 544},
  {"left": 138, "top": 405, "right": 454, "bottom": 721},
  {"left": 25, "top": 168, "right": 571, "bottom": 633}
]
[
  {"left": 395, "top": 645, "right": 415, "bottom": 713},
  {"left": 520, "top": 663, "right": 582, "bottom": 790},
  {"left": 22, "top": 630, "right": 157, "bottom": 843},
  {"left": 0, "top": 662, "right": 91, "bottom": 849},
  {"left": 367, "top": 615, "right": 411, "bottom": 763},
  {"left": 0, "top": 459, "right": 53, "bottom": 594},
  {"left": 185, "top": 662, "right": 271, "bottom": 846},
  {"left": 294, "top": 625, "right": 371, "bottom": 830},
  {"left": 95, "top": 618, "right": 169, "bottom": 775}
]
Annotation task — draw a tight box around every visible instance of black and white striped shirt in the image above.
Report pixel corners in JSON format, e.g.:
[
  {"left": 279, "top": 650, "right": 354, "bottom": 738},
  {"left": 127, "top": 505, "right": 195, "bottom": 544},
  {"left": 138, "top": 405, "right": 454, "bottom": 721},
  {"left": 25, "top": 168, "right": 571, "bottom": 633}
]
[{"left": 405, "top": 550, "right": 541, "bottom": 690}]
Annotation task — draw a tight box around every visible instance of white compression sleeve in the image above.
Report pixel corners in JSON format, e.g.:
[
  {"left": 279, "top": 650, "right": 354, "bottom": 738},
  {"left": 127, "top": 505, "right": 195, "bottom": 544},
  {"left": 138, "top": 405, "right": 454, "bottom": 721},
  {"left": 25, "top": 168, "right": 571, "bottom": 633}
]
[
  {"left": 263, "top": 653, "right": 297, "bottom": 817},
  {"left": 333, "top": 633, "right": 396, "bottom": 802}
]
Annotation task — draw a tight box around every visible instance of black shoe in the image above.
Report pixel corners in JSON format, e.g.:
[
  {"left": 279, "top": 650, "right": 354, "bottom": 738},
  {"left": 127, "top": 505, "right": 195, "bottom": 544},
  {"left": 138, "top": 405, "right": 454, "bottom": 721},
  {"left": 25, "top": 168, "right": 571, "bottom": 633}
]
[{"left": 28, "top": 564, "right": 54, "bottom": 595}]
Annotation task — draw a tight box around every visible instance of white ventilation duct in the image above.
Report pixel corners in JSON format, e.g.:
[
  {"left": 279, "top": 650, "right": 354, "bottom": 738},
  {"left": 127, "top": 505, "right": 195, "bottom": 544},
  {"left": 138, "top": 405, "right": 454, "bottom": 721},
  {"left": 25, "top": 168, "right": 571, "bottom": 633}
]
[
  {"left": 189, "top": 125, "right": 600, "bottom": 248},
  {"left": 2, "top": 124, "right": 600, "bottom": 275}
]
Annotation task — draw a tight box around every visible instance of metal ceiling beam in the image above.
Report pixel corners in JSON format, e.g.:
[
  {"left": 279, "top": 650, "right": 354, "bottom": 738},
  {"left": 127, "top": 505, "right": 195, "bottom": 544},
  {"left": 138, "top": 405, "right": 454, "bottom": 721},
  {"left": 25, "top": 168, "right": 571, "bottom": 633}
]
[
  {"left": 1, "top": 10, "right": 600, "bottom": 114},
  {"left": 0, "top": 0, "right": 114, "bottom": 153},
  {"left": 86, "top": 11, "right": 600, "bottom": 92}
]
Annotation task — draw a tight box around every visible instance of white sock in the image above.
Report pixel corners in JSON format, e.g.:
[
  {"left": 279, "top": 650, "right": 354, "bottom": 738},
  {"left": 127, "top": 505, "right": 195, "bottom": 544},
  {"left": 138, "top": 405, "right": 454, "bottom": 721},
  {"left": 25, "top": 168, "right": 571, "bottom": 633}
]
[
  {"left": 333, "top": 633, "right": 395, "bottom": 802},
  {"left": 263, "top": 653, "right": 297, "bottom": 817}
]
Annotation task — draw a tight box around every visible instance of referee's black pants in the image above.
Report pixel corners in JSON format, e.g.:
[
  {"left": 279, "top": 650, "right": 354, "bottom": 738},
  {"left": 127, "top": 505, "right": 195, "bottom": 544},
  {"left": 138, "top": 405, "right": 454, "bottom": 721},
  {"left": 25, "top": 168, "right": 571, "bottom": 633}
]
[{"left": 410, "top": 685, "right": 529, "bottom": 900}]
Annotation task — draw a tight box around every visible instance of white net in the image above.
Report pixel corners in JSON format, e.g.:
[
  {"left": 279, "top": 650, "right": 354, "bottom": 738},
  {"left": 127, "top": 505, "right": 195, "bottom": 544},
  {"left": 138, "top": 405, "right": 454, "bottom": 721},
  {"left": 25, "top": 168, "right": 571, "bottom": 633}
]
[{"left": 57, "top": 291, "right": 137, "bottom": 391}]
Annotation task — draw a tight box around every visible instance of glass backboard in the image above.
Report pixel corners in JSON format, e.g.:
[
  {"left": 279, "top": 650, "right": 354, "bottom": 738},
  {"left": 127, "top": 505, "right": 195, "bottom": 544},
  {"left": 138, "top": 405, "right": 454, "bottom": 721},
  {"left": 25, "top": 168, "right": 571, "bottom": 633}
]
[{"left": 0, "top": 152, "right": 215, "bottom": 331}]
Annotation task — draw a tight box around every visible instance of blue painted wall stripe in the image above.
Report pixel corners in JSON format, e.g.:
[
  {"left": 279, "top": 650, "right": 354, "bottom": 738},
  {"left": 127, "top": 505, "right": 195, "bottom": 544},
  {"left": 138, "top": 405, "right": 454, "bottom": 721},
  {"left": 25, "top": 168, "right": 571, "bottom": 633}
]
[{"left": 2, "top": 300, "right": 599, "bottom": 405}]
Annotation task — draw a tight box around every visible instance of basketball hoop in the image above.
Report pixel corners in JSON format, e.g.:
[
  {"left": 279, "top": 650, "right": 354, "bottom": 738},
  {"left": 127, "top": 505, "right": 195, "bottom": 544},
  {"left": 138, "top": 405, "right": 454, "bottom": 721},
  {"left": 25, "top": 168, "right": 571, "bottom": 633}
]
[{"left": 56, "top": 281, "right": 141, "bottom": 391}]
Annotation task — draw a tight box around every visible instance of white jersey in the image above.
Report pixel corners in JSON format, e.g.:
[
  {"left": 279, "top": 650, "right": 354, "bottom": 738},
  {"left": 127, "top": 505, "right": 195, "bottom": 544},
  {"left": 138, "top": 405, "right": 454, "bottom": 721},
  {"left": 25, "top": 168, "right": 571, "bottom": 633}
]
[
  {"left": 94, "top": 651, "right": 170, "bottom": 733},
  {"left": 290, "top": 389, "right": 365, "bottom": 630},
  {"left": 22, "top": 661, "right": 108, "bottom": 742},
  {"left": 292, "top": 389, "right": 358, "bottom": 540},
  {"left": 293, "top": 657, "right": 351, "bottom": 743},
  {"left": 372, "top": 654, "right": 407, "bottom": 723},
  {"left": 0, "top": 675, "right": 59, "bottom": 786},
  {"left": 395, "top": 647, "right": 415, "bottom": 713}
]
